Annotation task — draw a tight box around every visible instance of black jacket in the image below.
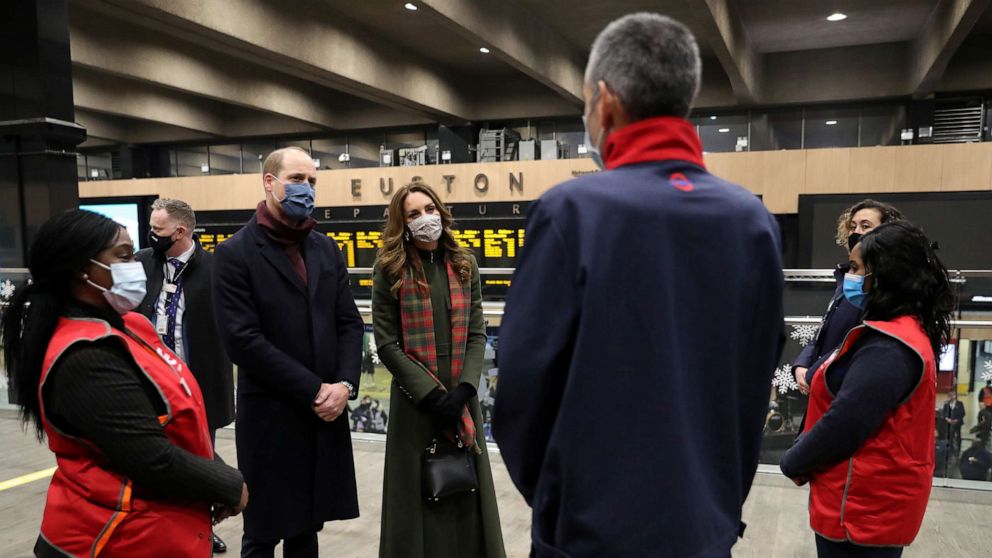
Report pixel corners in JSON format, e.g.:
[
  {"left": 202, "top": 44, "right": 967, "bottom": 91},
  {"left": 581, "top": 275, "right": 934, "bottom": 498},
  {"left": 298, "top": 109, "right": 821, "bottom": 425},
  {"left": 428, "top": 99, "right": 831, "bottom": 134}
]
[
  {"left": 959, "top": 446, "right": 992, "bottom": 480},
  {"left": 136, "top": 239, "right": 235, "bottom": 430},
  {"left": 793, "top": 264, "right": 861, "bottom": 382},
  {"left": 212, "top": 216, "right": 364, "bottom": 539},
  {"left": 941, "top": 400, "right": 966, "bottom": 423}
]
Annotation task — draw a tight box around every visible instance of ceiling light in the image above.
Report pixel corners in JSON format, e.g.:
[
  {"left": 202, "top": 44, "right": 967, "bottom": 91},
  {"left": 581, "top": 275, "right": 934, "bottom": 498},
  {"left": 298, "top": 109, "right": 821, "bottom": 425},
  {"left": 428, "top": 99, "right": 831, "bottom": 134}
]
[
  {"left": 404, "top": 3, "right": 418, "bottom": 10},
  {"left": 718, "top": 128, "right": 730, "bottom": 133},
  {"left": 479, "top": 47, "right": 490, "bottom": 54},
  {"left": 827, "top": 13, "right": 847, "bottom": 22},
  {"left": 709, "top": 115, "right": 717, "bottom": 120},
  {"left": 825, "top": 120, "right": 838, "bottom": 125}
]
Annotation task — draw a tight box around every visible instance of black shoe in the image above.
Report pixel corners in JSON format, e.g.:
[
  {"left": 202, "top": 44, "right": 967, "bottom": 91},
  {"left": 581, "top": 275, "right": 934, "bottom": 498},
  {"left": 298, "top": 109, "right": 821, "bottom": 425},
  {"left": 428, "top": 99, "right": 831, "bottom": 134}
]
[{"left": 212, "top": 533, "right": 227, "bottom": 554}]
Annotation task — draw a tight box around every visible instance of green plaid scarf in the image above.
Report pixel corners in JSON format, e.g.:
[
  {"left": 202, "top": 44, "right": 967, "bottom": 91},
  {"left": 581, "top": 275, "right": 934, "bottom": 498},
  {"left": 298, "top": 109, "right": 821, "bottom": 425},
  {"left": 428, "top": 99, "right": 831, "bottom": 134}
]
[{"left": 399, "top": 257, "right": 476, "bottom": 450}]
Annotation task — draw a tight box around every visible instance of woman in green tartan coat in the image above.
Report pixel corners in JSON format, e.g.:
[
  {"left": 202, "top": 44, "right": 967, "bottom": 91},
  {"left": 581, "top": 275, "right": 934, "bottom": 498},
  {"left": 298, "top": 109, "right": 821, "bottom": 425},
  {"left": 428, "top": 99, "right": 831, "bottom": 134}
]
[{"left": 372, "top": 182, "right": 506, "bottom": 558}]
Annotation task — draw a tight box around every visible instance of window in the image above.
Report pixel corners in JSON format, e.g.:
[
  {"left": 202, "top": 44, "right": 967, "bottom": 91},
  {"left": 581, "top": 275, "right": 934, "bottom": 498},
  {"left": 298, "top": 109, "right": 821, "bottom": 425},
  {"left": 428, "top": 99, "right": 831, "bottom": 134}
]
[
  {"left": 695, "top": 114, "right": 748, "bottom": 153},
  {"left": 803, "top": 107, "right": 859, "bottom": 149},
  {"left": 859, "top": 105, "right": 905, "bottom": 147},
  {"left": 176, "top": 146, "right": 209, "bottom": 177},
  {"left": 750, "top": 109, "right": 803, "bottom": 151},
  {"left": 208, "top": 144, "right": 242, "bottom": 175}
]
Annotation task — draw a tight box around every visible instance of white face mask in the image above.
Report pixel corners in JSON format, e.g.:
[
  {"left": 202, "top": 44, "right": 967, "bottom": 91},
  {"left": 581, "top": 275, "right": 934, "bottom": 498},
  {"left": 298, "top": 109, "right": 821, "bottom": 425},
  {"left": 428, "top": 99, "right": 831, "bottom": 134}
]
[
  {"left": 408, "top": 213, "right": 443, "bottom": 243},
  {"left": 87, "top": 259, "right": 147, "bottom": 315}
]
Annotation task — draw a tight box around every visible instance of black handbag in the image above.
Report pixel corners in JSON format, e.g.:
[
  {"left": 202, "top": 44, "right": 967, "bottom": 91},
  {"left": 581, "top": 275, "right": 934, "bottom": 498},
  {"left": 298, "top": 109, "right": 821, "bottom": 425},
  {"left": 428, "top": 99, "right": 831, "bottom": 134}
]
[{"left": 421, "top": 438, "right": 478, "bottom": 501}]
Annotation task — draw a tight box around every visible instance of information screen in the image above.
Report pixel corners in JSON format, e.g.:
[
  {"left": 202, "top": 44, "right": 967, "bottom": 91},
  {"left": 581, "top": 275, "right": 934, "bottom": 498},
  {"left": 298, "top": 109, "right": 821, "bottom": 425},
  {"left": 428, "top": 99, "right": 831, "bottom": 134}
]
[
  {"left": 195, "top": 202, "right": 529, "bottom": 299},
  {"left": 80, "top": 202, "right": 145, "bottom": 250}
]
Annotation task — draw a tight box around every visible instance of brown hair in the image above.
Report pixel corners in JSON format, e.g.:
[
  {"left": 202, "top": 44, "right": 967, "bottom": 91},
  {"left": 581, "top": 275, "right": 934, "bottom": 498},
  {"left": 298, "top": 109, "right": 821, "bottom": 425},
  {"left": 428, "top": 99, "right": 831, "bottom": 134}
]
[
  {"left": 834, "top": 199, "right": 903, "bottom": 247},
  {"left": 375, "top": 182, "right": 472, "bottom": 297},
  {"left": 151, "top": 198, "right": 196, "bottom": 229}
]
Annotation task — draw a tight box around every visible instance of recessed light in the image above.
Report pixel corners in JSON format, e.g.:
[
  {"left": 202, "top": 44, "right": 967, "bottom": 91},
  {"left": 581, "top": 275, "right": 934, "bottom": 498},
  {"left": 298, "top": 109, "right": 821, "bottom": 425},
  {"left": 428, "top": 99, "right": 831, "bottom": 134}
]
[
  {"left": 827, "top": 13, "right": 847, "bottom": 22},
  {"left": 718, "top": 128, "right": 730, "bottom": 133},
  {"left": 479, "top": 47, "right": 490, "bottom": 54},
  {"left": 709, "top": 115, "right": 717, "bottom": 120},
  {"left": 825, "top": 120, "right": 838, "bottom": 125},
  {"left": 404, "top": 3, "right": 418, "bottom": 10}
]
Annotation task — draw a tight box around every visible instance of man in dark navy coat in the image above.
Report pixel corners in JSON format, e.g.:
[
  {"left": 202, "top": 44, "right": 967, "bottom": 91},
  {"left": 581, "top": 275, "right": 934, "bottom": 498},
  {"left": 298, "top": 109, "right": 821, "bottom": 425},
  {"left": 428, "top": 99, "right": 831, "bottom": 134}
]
[
  {"left": 212, "top": 146, "right": 364, "bottom": 558},
  {"left": 494, "top": 13, "right": 785, "bottom": 558}
]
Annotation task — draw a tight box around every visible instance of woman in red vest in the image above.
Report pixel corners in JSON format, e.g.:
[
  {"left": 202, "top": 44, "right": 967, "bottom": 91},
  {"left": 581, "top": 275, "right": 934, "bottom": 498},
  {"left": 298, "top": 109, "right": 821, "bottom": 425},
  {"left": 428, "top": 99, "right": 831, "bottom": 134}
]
[
  {"left": 780, "top": 220, "right": 955, "bottom": 557},
  {"left": 0, "top": 209, "right": 247, "bottom": 557}
]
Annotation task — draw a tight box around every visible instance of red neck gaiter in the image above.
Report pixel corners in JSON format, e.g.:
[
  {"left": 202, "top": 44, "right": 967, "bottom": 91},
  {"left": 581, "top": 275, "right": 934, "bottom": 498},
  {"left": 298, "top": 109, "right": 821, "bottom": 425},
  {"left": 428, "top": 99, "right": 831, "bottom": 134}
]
[{"left": 602, "top": 116, "right": 705, "bottom": 171}]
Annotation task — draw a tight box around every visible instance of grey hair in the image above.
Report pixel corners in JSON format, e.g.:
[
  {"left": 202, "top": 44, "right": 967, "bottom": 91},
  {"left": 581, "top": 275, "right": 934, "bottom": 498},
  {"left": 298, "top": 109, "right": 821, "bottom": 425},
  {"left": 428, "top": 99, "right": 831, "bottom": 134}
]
[
  {"left": 585, "top": 13, "right": 701, "bottom": 119},
  {"left": 151, "top": 198, "right": 196, "bottom": 229}
]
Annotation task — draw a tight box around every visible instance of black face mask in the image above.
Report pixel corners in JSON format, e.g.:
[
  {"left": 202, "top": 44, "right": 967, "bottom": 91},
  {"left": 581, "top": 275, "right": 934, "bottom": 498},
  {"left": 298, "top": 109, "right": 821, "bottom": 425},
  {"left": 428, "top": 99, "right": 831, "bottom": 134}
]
[
  {"left": 148, "top": 230, "right": 177, "bottom": 256},
  {"left": 847, "top": 232, "right": 862, "bottom": 252}
]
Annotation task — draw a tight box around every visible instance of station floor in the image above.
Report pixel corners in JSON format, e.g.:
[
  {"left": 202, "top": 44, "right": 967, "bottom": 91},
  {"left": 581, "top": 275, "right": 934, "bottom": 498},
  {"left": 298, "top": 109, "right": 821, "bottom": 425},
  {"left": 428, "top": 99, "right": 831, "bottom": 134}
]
[{"left": 1, "top": 410, "right": 990, "bottom": 557}]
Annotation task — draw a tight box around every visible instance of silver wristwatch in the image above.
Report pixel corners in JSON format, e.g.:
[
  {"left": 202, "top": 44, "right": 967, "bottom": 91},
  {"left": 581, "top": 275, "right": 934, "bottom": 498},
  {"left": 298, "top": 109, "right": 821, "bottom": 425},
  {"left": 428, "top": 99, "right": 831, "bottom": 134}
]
[{"left": 339, "top": 380, "right": 356, "bottom": 398}]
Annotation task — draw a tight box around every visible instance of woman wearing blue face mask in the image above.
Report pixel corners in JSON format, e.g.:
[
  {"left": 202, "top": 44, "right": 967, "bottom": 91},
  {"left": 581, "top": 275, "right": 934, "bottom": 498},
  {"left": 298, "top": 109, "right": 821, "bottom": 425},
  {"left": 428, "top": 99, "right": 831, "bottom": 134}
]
[
  {"left": 792, "top": 199, "right": 903, "bottom": 395},
  {"left": 0, "top": 209, "right": 247, "bottom": 557},
  {"left": 780, "top": 221, "right": 955, "bottom": 557}
]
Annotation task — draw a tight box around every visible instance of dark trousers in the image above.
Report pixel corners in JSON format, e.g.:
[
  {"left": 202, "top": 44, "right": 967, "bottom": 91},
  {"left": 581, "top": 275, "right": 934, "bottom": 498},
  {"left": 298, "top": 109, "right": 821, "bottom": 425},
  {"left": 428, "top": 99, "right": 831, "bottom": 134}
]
[
  {"left": 241, "top": 531, "right": 318, "bottom": 558},
  {"left": 815, "top": 535, "right": 903, "bottom": 557}
]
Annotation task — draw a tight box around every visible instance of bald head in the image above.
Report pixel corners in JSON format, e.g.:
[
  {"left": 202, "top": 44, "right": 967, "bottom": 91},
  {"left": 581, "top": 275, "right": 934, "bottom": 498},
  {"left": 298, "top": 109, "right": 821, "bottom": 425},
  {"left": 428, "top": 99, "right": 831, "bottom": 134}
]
[{"left": 262, "top": 146, "right": 313, "bottom": 179}]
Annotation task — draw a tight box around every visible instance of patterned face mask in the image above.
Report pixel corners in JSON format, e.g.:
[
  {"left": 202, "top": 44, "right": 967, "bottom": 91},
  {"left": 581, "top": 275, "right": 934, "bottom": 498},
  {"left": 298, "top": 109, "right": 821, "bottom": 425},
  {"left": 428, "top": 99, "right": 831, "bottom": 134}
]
[{"left": 408, "top": 213, "right": 443, "bottom": 243}]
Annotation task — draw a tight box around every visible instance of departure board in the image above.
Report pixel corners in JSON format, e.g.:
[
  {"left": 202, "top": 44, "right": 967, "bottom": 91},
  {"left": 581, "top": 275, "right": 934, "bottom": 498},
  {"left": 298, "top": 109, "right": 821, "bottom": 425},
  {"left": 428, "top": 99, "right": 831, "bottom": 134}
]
[{"left": 194, "top": 202, "right": 529, "bottom": 299}]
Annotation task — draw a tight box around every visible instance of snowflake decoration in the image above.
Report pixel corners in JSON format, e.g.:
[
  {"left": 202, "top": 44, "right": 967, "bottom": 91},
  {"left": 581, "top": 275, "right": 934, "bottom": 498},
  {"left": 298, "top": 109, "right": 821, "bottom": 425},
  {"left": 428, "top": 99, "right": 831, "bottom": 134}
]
[
  {"left": 790, "top": 324, "right": 819, "bottom": 347},
  {"left": 368, "top": 339, "right": 381, "bottom": 365},
  {"left": 0, "top": 279, "right": 14, "bottom": 301},
  {"left": 982, "top": 360, "right": 992, "bottom": 383},
  {"left": 772, "top": 364, "right": 799, "bottom": 394}
]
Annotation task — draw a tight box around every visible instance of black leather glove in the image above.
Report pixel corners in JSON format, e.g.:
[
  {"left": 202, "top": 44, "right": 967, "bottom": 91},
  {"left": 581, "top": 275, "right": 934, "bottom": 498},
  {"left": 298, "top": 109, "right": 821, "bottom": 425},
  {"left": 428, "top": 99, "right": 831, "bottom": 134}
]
[
  {"left": 445, "top": 383, "right": 476, "bottom": 417},
  {"left": 418, "top": 384, "right": 476, "bottom": 421},
  {"left": 418, "top": 387, "right": 447, "bottom": 415}
]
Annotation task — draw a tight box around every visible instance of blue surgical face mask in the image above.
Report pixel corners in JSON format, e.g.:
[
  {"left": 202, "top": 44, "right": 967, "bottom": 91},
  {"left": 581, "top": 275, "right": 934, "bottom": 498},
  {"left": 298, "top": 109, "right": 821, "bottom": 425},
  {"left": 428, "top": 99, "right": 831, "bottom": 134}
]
[
  {"left": 582, "top": 88, "right": 606, "bottom": 170},
  {"left": 843, "top": 272, "right": 868, "bottom": 309},
  {"left": 272, "top": 176, "right": 315, "bottom": 221},
  {"left": 582, "top": 115, "right": 605, "bottom": 170}
]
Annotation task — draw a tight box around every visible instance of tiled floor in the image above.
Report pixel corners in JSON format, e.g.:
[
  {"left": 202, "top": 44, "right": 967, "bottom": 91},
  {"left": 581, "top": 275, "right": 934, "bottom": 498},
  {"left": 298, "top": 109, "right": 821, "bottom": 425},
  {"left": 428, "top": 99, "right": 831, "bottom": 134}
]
[{"left": 1, "top": 412, "right": 990, "bottom": 557}]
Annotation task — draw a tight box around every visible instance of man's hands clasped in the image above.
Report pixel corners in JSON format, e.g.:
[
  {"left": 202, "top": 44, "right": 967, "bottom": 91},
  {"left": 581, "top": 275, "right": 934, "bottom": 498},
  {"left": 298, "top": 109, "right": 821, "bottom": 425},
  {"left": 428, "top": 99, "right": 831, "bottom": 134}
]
[{"left": 313, "top": 382, "right": 350, "bottom": 422}]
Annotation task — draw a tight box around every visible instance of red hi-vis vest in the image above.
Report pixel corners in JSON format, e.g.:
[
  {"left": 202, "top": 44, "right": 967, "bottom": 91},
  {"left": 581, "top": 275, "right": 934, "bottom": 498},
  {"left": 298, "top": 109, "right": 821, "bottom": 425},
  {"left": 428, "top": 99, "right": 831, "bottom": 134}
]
[
  {"left": 37, "top": 313, "right": 215, "bottom": 557},
  {"left": 804, "top": 316, "right": 936, "bottom": 547}
]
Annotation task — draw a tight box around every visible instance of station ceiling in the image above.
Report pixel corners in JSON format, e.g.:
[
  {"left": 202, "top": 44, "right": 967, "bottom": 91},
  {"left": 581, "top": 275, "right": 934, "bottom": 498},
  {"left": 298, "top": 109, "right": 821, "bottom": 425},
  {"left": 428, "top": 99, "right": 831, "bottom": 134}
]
[{"left": 70, "top": 0, "right": 992, "bottom": 148}]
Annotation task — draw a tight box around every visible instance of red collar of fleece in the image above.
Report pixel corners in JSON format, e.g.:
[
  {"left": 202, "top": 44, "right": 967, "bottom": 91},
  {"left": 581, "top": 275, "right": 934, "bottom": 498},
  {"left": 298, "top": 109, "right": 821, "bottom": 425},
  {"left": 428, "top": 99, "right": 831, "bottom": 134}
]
[{"left": 602, "top": 116, "right": 705, "bottom": 170}]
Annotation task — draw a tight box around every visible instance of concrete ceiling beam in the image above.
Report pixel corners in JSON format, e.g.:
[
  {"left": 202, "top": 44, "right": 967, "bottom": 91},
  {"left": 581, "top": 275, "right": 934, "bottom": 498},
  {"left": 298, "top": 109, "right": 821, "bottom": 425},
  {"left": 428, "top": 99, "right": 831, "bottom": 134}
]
[
  {"left": 418, "top": 0, "right": 584, "bottom": 106},
  {"left": 73, "top": 68, "right": 226, "bottom": 136},
  {"left": 684, "top": 0, "right": 760, "bottom": 104},
  {"left": 910, "top": 0, "right": 991, "bottom": 97},
  {"left": 84, "top": 0, "right": 476, "bottom": 121},
  {"left": 70, "top": 7, "right": 343, "bottom": 131}
]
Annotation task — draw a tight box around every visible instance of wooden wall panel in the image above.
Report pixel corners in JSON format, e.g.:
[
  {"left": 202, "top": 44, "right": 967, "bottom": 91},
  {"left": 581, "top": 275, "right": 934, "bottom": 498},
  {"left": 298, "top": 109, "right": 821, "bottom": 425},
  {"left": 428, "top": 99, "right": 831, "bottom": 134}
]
[
  {"left": 939, "top": 142, "right": 992, "bottom": 192},
  {"left": 893, "top": 144, "right": 944, "bottom": 192},
  {"left": 79, "top": 144, "right": 992, "bottom": 214},
  {"left": 804, "top": 148, "right": 851, "bottom": 194},
  {"left": 753, "top": 150, "right": 806, "bottom": 213},
  {"left": 848, "top": 146, "right": 897, "bottom": 193},
  {"left": 705, "top": 151, "right": 759, "bottom": 196}
]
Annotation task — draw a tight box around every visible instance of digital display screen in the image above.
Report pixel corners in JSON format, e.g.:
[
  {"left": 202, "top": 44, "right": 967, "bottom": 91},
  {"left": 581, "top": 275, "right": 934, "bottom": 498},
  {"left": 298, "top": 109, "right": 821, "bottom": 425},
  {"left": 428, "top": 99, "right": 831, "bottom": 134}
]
[
  {"left": 939, "top": 343, "right": 956, "bottom": 372},
  {"left": 195, "top": 202, "right": 529, "bottom": 299},
  {"left": 80, "top": 203, "right": 144, "bottom": 250},
  {"left": 800, "top": 192, "right": 992, "bottom": 269}
]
